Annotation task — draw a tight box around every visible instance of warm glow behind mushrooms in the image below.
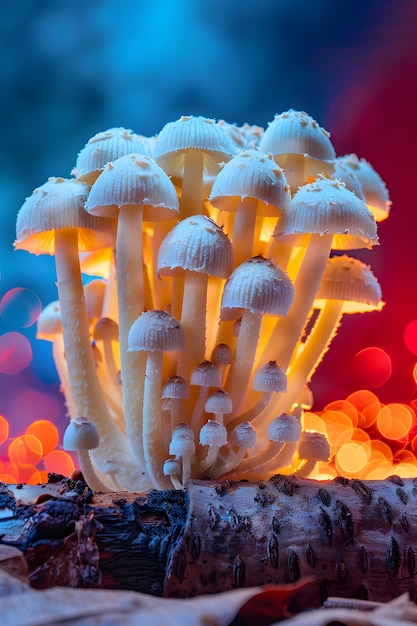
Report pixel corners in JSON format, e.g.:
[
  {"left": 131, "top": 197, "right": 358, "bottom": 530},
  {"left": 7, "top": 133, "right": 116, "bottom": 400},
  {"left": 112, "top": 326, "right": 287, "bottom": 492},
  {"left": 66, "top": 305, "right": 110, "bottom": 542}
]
[{"left": 14, "top": 109, "right": 390, "bottom": 489}]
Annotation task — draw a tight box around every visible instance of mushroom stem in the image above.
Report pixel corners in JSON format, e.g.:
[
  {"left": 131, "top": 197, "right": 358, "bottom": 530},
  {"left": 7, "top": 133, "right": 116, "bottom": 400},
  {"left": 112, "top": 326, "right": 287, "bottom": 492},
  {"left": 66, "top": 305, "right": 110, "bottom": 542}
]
[
  {"left": 178, "top": 270, "right": 209, "bottom": 379},
  {"left": 227, "top": 391, "right": 273, "bottom": 430},
  {"left": 294, "top": 457, "right": 317, "bottom": 478},
  {"left": 115, "top": 205, "right": 147, "bottom": 468},
  {"left": 101, "top": 249, "right": 119, "bottom": 321},
  {"left": 143, "top": 351, "right": 171, "bottom": 489},
  {"left": 226, "top": 310, "right": 263, "bottom": 415},
  {"left": 54, "top": 229, "right": 141, "bottom": 489},
  {"left": 232, "top": 197, "right": 259, "bottom": 267},
  {"left": 225, "top": 441, "right": 285, "bottom": 478},
  {"left": 77, "top": 449, "right": 112, "bottom": 492},
  {"left": 190, "top": 387, "right": 210, "bottom": 434},
  {"left": 280, "top": 299, "right": 344, "bottom": 412},
  {"left": 259, "top": 233, "right": 333, "bottom": 371},
  {"left": 179, "top": 151, "right": 205, "bottom": 218},
  {"left": 199, "top": 444, "right": 222, "bottom": 474},
  {"left": 51, "top": 335, "right": 77, "bottom": 419},
  {"left": 211, "top": 445, "right": 250, "bottom": 478}
]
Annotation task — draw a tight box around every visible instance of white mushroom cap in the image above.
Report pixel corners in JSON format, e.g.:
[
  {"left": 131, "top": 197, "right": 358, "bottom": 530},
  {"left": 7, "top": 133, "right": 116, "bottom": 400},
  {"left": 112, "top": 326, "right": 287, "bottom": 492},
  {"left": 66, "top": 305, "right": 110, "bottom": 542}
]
[
  {"left": 169, "top": 432, "right": 196, "bottom": 457},
  {"left": 221, "top": 255, "right": 294, "bottom": 318},
  {"left": 211, "top": 343, "right": 233, "bottom": 367},
  {"left": 209, "top": 149, "right": 290, "bottom": 217},
  {"left": 73, "top": 127, "right": 154, "bottom": 184},
  {"left": 154, "top": 115, "right": 237, "bottom": 177},
  {"left": 190, "top": 360, "right": 223, "bottom": 388},
  {"left": 338, "top": 153, "right": 391, "bottom": 221},
  {"left": 274, "top": 177, "right": 378, "bottom": 250},
  {"left": 157, "top": 214, "right": 233, "bottom": 279},
  {"left": 252, "top": 361, "right": 287, "bottom": 393},
  {"left": 84, "top": 279, "right": 106, "bottom": 322},
  {"left": 259, "top": 109, "right": 335, "bottom": 163},
  {"left": 314, "top": 254, "right": 384, "bottom": 313},
  {"left": 199, "top": 420, "right": 228, "bottom": 447},
  {"left": 127, "top": 310, "right": 185, "bottom": 353},
  {"left": 230, "top": 421, "right": 256, "bottom": 448},
  {"left": 267, "top": 412, "right": 302, "bottom": 443},
  {"left": 205, "top": 390, "right": 233, "bottom": 415},
  {"left": 85, "top": 153, "right": 179, "bottom": 221},
  {"left": 297, "top": 430, "right": 330, "bottom": 461},
  {"left": 93, "top": 317, "right": 119, "bottom": 342},
  {"left": 163, "top": 458, "right": 182, "bottom": 477},
  {"left": 162, "top": 376, "right": 190, "bottom": 400},
  {"left": 63, "top": 417, "right": 100, "bottom": 451},
  {"left": 36, "top": 301, "right": 62, "bottom": 340},
  {"left": 15, "top": 177, "right": 116, "bottom": 255}
]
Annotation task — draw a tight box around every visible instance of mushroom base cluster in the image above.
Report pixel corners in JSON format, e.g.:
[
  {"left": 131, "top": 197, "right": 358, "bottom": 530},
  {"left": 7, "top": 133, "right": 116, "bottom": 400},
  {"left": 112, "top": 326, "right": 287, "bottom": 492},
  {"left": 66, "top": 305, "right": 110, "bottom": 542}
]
[{"left": 14, "top": 112, "right": 390, "bottom": 491}]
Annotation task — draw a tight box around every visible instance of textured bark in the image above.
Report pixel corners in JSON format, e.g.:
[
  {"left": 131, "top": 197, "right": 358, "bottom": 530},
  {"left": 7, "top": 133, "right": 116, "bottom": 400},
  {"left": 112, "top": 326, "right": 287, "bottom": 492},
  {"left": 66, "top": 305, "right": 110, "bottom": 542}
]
[{"left": 1, "top": 474, "right": 417, "bottom": 610}]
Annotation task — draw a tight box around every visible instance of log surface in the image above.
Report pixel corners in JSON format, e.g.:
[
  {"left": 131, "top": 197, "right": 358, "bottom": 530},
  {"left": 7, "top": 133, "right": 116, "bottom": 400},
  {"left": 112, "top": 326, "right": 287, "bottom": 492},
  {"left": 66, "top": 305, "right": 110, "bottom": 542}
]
[{"left": 1, "top": 474, "right": 417, "bottom": 609}]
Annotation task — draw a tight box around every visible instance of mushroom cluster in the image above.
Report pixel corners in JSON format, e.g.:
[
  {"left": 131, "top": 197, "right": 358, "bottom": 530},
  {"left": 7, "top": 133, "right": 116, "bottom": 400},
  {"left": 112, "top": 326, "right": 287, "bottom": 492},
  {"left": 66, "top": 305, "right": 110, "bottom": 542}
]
[{"left": 15, "top": 112, "right": 390, "bottom": 491}]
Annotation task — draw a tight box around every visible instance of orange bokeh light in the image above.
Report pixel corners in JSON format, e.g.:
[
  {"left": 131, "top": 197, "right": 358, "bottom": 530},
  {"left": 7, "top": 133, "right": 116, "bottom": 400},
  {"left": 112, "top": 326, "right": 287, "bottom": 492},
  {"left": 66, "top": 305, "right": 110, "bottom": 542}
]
[
  {"left": 25, "top": 420, "right": 59, "bottom": 456},
  {"left": 377, "top": 403, "right": 414, "bottom": 440},
  {"left": 43, "top": 450, "right": 75, "bottom": 477},
  {"left": 8, "top": 435, "right": 43, "bottom": 467},
  {"left": 0, "top": 414, "right": 9, "bottom": 445}
]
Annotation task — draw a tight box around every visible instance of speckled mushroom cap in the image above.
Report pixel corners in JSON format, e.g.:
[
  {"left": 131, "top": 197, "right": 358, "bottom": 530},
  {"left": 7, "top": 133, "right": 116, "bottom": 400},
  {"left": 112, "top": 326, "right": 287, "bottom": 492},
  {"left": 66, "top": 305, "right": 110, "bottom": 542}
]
[
  {"left": 63, "top": 417, "right": 100, "bottom": 451},
  {"left": 314, "top": 254, "right": 384, "bottom": 313},
  {"left": 221, "top": 255, "right": 294, "bottom": 319},
  {"left": 154, "top": 115, "right": 237, "bottom": 178},
  {"left": 332, "top": 158, "right": 365, "bottom": 200},
  {"left": 15, "top": 177, "right": 116, "bottom": 255},
  {"left": 259, "top": 109, "right": 335, "bottom": 166},
  {"left": 252, "top": 361, "right": 287, "bottom": 392},
  {"left": 85, "top": 153, "right": 179, "bottom": 221},
  {"left": 162, "top": 376, "right": 190, "bottom": 399},
  {"left": 73, "top": 127, "right": 155, "bottom": 184},
  {"left": 127, "top": 309, "right": 185, "bottom": 353},
  {"left": 297, "top": 430, "right": 330, "bottom": 462},
  {"left": 199, "top": 419, "right": 228, "bottom": 446},
  {"left": 205, "top": 390, "right": 233, "bottom": 415},
  {"left": 190, "top": 360, "right": 223, "bottom": 388},
  {"left": 157, "top": 214, "right": 233, "bottom": 278},
  {"left": 274, "top": 177, "right": 378, "bottom": 250},
  {"left": 268, "top": 412, "right": 302, "bottom": 443},
  {"left": 230, "top": 421, "right": 256, "bottom": 448},
  {"left": 209, "top": 149, "right": 290, "bottom": 217},
  {"left": 337, "top": 154, "right": 391, "bottom": 222}
]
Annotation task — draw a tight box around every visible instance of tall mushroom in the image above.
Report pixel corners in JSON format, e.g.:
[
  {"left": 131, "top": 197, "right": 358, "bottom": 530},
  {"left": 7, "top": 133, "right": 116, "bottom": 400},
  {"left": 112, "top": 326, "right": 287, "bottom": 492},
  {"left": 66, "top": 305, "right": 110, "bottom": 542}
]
[
  {"left": 86, "top": 154, "right": 179, "bottom": 469},
  {"left": 157, "top": 214, "right": 233, "bottom": 380},
  {"left": 14, "top": 177, "right": 143, "bottom": 490},
  {"left": 209, "top": 149, "right": 290, "bottom": 267},
  {"left": 221, "top": 256, "right": 294, "bottom": 414},
  {"left": 128, "top": 310, "right": 185, "bottom": 489},
  {"left": 258, "top": 178, "right": 378, "bottom": 375},
  {"left": 278, "top": 254, "right": 384, "bottom": 413}
]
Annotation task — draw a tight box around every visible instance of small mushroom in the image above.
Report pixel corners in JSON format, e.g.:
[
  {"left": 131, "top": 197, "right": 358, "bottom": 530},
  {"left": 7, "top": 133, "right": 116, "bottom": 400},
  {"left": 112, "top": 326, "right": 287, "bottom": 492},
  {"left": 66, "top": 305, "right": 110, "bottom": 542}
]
[
  {"left": 190, "top": 360, "right": 223, "bottom": 434},
  {"left": 295, "top": 431, "right": 331, "bottom": 477},
  {"left": 169, "top": 423, "right": 196, "bottom": 487},
  {"left": 221, "top": 255, "right": 294, "bottom": 414},
  {"left": 198, "top": 419, "right": 228, "bottom": 476},
  {"left": 63, "top": 417, "right": 112, "bottom": 492},
  {"left": 157, "top": 214, "right": 233, "bottom": 378},
  {"left": 128, "top": 310, "right": 185, "bottom": 489},
  {"left": 162, "top": 375, "right": 190, "bottom": 429},
  {"left": 211, "top": 421, "right": 256, "bottom": 478}
]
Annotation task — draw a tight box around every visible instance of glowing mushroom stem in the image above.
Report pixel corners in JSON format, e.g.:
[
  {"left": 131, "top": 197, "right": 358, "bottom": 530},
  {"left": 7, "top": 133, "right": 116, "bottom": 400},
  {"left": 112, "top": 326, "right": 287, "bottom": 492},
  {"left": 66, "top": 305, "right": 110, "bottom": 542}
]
[
  {"left": 116, "top": 205, "right": 147, "bottom": 467},
  {"left": 77, "top": 450, "right": 113, "bottom": 492},
  {"left": 294, "top": 457, "right": 317, "bottom": 478},
  {"left": 178, "top": 270, "right": 209, "bottom": 379},
  {"left": 281, "top": 299, "right": 344, "bottom": 412},
  {"left": 179, "top": 151, "right": 205, "bottom": 218},
  {"left": 54, "top": 229, "right": 141, "bottom": 489},
  {"left": 226, "top": 310, "right": 263, "bottom": 414},
  {"left": 142, "top": 350, "right": 171, "bottom": 489},
  {"left": 232, "top": 197, "right": 259, "bottom": 266},
  {"left": 259, "top": 233, "right": 333, "bottom": 370},
  {"left": 227, "top": 391, "right": 273, "bottom": 430},
  {"left": 51, "top": 335, "right": 77, "bottom": 419}
]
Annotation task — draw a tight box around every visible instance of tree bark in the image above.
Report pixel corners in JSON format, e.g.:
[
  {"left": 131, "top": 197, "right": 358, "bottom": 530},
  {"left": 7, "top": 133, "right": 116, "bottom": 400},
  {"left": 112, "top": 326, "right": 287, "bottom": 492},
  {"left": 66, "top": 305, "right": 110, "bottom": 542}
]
[{"left": 1, "top": 473, "right": 417, "bottom": 610}]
